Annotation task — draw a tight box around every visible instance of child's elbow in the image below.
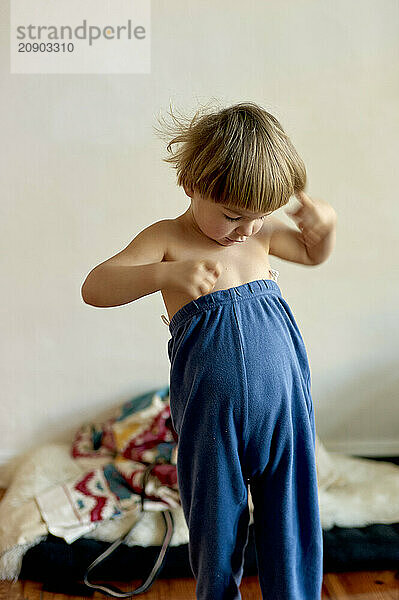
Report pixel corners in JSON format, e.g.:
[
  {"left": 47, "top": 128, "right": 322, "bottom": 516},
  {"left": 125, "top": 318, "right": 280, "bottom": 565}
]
[
  {"left": 81, "top": 280, "right": 97, "bottom": 306},
  {"left": 309, "top": 252, "right": 333, "bottom": 266},
  {"left": 310, "top": 257, "right": 323, "bottom": 266}
]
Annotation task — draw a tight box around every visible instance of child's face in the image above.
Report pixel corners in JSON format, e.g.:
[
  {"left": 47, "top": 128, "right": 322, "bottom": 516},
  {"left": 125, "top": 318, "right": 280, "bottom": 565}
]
[{"left": 184, "top": 186, "right": 273, "bottom": 246}]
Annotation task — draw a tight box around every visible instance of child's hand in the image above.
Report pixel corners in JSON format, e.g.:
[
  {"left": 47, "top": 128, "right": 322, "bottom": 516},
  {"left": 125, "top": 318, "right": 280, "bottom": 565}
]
[
  {"left": 165, "top": 259, "right": 223, "bottom": 300},
  {"left": 285, "top": 191, "right": 337, "bottom": 249}
]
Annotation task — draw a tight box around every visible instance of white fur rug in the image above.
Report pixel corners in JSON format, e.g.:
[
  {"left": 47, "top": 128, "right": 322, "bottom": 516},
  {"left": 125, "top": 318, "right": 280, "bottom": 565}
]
[{"left": 0, "top": 435, "right": 398, "bottom": 581}]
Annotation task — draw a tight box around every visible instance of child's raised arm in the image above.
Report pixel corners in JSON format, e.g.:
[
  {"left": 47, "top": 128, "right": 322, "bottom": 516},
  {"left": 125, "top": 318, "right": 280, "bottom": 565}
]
[
  {"left": 264, "top": 192, "right": 337, "bottom": 266},
  {"left": 81, "top": 221, "right": 170, "bottom": 308}
]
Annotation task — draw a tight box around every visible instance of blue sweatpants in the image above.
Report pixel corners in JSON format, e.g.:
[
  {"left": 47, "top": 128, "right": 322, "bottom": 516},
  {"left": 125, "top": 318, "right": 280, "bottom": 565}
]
[{"left": 167, "top": 279, "right": 323, "bottom": 600}]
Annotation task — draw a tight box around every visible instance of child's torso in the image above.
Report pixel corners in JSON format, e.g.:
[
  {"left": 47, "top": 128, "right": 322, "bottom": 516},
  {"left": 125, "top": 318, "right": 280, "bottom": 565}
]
[{"left": 160, "top": 216, "right": 279, "bottom": 324}]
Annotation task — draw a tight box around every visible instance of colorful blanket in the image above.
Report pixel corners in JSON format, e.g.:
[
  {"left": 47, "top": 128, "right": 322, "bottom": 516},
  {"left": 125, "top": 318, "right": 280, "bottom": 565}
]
[{"left": 36, "top": 386, "right": 181, "bottom": 542}]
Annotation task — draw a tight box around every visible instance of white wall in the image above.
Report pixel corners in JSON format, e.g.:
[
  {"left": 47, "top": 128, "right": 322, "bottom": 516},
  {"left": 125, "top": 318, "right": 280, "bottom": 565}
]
[{"left": 1, "top": 0, "right": 398, "bottom": 463}]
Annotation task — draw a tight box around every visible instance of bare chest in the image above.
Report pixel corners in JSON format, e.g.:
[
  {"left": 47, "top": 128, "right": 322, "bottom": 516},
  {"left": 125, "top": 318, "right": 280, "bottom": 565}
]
[{"left": 160, "top": 223, "right": 277, "bottom": 323}]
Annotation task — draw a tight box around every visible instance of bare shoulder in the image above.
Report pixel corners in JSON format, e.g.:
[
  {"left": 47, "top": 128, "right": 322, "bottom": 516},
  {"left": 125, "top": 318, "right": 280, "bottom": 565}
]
[
  {"left": 152, "top": 218, "right": 182, "bottom": 251},
  {"left": 98, "top": 219, "right": 175, "bottom": 269}
]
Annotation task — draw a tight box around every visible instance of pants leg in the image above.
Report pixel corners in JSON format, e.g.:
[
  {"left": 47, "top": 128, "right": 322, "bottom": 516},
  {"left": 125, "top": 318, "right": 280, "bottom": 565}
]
[
  {"left": 248, "top": 399, "right": 323, "bottom": 600},
  {"left": 176, "top": 396, "right": 251, "bottom": 600},
  {"left": 169, "top": 303, "right": 253, "bottom": 599},
  {"left": 231, "top": 292, "right": 324, "bottom": 600}
]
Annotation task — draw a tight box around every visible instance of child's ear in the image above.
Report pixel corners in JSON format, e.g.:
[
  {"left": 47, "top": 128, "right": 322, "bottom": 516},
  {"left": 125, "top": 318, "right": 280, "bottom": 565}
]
[{"left": 183, "top": 183, "right": 194, "bottom": 198}]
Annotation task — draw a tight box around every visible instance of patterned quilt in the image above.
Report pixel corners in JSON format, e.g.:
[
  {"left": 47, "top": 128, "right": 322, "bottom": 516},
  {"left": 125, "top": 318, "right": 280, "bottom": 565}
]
[{"left": 36, "top": 386, "right": 181, "bottom": 542}]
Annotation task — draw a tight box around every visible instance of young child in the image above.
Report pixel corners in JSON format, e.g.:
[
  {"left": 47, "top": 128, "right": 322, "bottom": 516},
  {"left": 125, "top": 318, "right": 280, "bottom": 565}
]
[{"left": 82, "top": 101, "right": 337, "bottom": 600}]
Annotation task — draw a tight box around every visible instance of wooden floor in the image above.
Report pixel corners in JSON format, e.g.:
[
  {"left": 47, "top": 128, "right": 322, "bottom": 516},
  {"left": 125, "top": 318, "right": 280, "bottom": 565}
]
[
  {"left": 0, "top": 490, "right": 398, "bottom": 599},
  {"left": 0, "top": 571, "right": 399, "bottom": 599}
]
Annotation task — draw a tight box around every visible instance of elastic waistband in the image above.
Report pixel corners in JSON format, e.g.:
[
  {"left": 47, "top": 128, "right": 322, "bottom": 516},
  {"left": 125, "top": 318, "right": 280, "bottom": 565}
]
[{"left": 169, "top": 278, "right": 282, "bottom": 336}]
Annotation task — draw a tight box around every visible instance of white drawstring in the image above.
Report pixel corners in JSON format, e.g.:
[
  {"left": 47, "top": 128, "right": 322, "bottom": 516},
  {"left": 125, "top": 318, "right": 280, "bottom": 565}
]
[{"left": 269, "top": 268, "right": 280, "bottom": 282}]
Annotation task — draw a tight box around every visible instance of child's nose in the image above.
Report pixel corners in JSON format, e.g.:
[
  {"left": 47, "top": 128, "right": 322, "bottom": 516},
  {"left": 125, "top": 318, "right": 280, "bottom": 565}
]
[{"left": 236, "top": 223, "right": 255, "bottom": 237}]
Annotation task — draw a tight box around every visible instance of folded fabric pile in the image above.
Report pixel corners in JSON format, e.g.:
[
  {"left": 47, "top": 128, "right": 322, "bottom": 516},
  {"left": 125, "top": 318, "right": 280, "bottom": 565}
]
[{"left": 37, "top": 386, "right": 180, "bottom": 543}]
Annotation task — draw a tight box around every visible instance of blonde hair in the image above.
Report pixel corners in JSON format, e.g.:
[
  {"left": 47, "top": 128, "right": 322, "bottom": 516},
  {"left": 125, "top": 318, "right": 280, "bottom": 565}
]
[{"left": 154, "top": 100, "right": 307, "bottom": 213}]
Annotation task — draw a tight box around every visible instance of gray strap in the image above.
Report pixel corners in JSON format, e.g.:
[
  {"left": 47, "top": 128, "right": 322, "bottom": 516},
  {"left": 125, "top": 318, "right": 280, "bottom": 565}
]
[{"left": 84, "top": 464, "right": 175, "bottom": 597}]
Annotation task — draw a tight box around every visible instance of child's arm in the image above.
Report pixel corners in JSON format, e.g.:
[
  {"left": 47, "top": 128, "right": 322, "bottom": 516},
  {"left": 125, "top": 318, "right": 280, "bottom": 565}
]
[
  {"left": 81, "top": 221, "right": 171, "bottom": 308},
  {"left": 266, "top": 192, "right": 337, "bottom": 266},
  {"left": 265, "top": 216, "right": 315, "bottom": 265}
]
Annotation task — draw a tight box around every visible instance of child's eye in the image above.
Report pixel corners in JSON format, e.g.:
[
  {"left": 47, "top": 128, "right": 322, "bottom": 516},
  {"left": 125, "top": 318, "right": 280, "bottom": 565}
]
[{"left": 223, "top": 214, "right": 268, "bottom": 222}]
